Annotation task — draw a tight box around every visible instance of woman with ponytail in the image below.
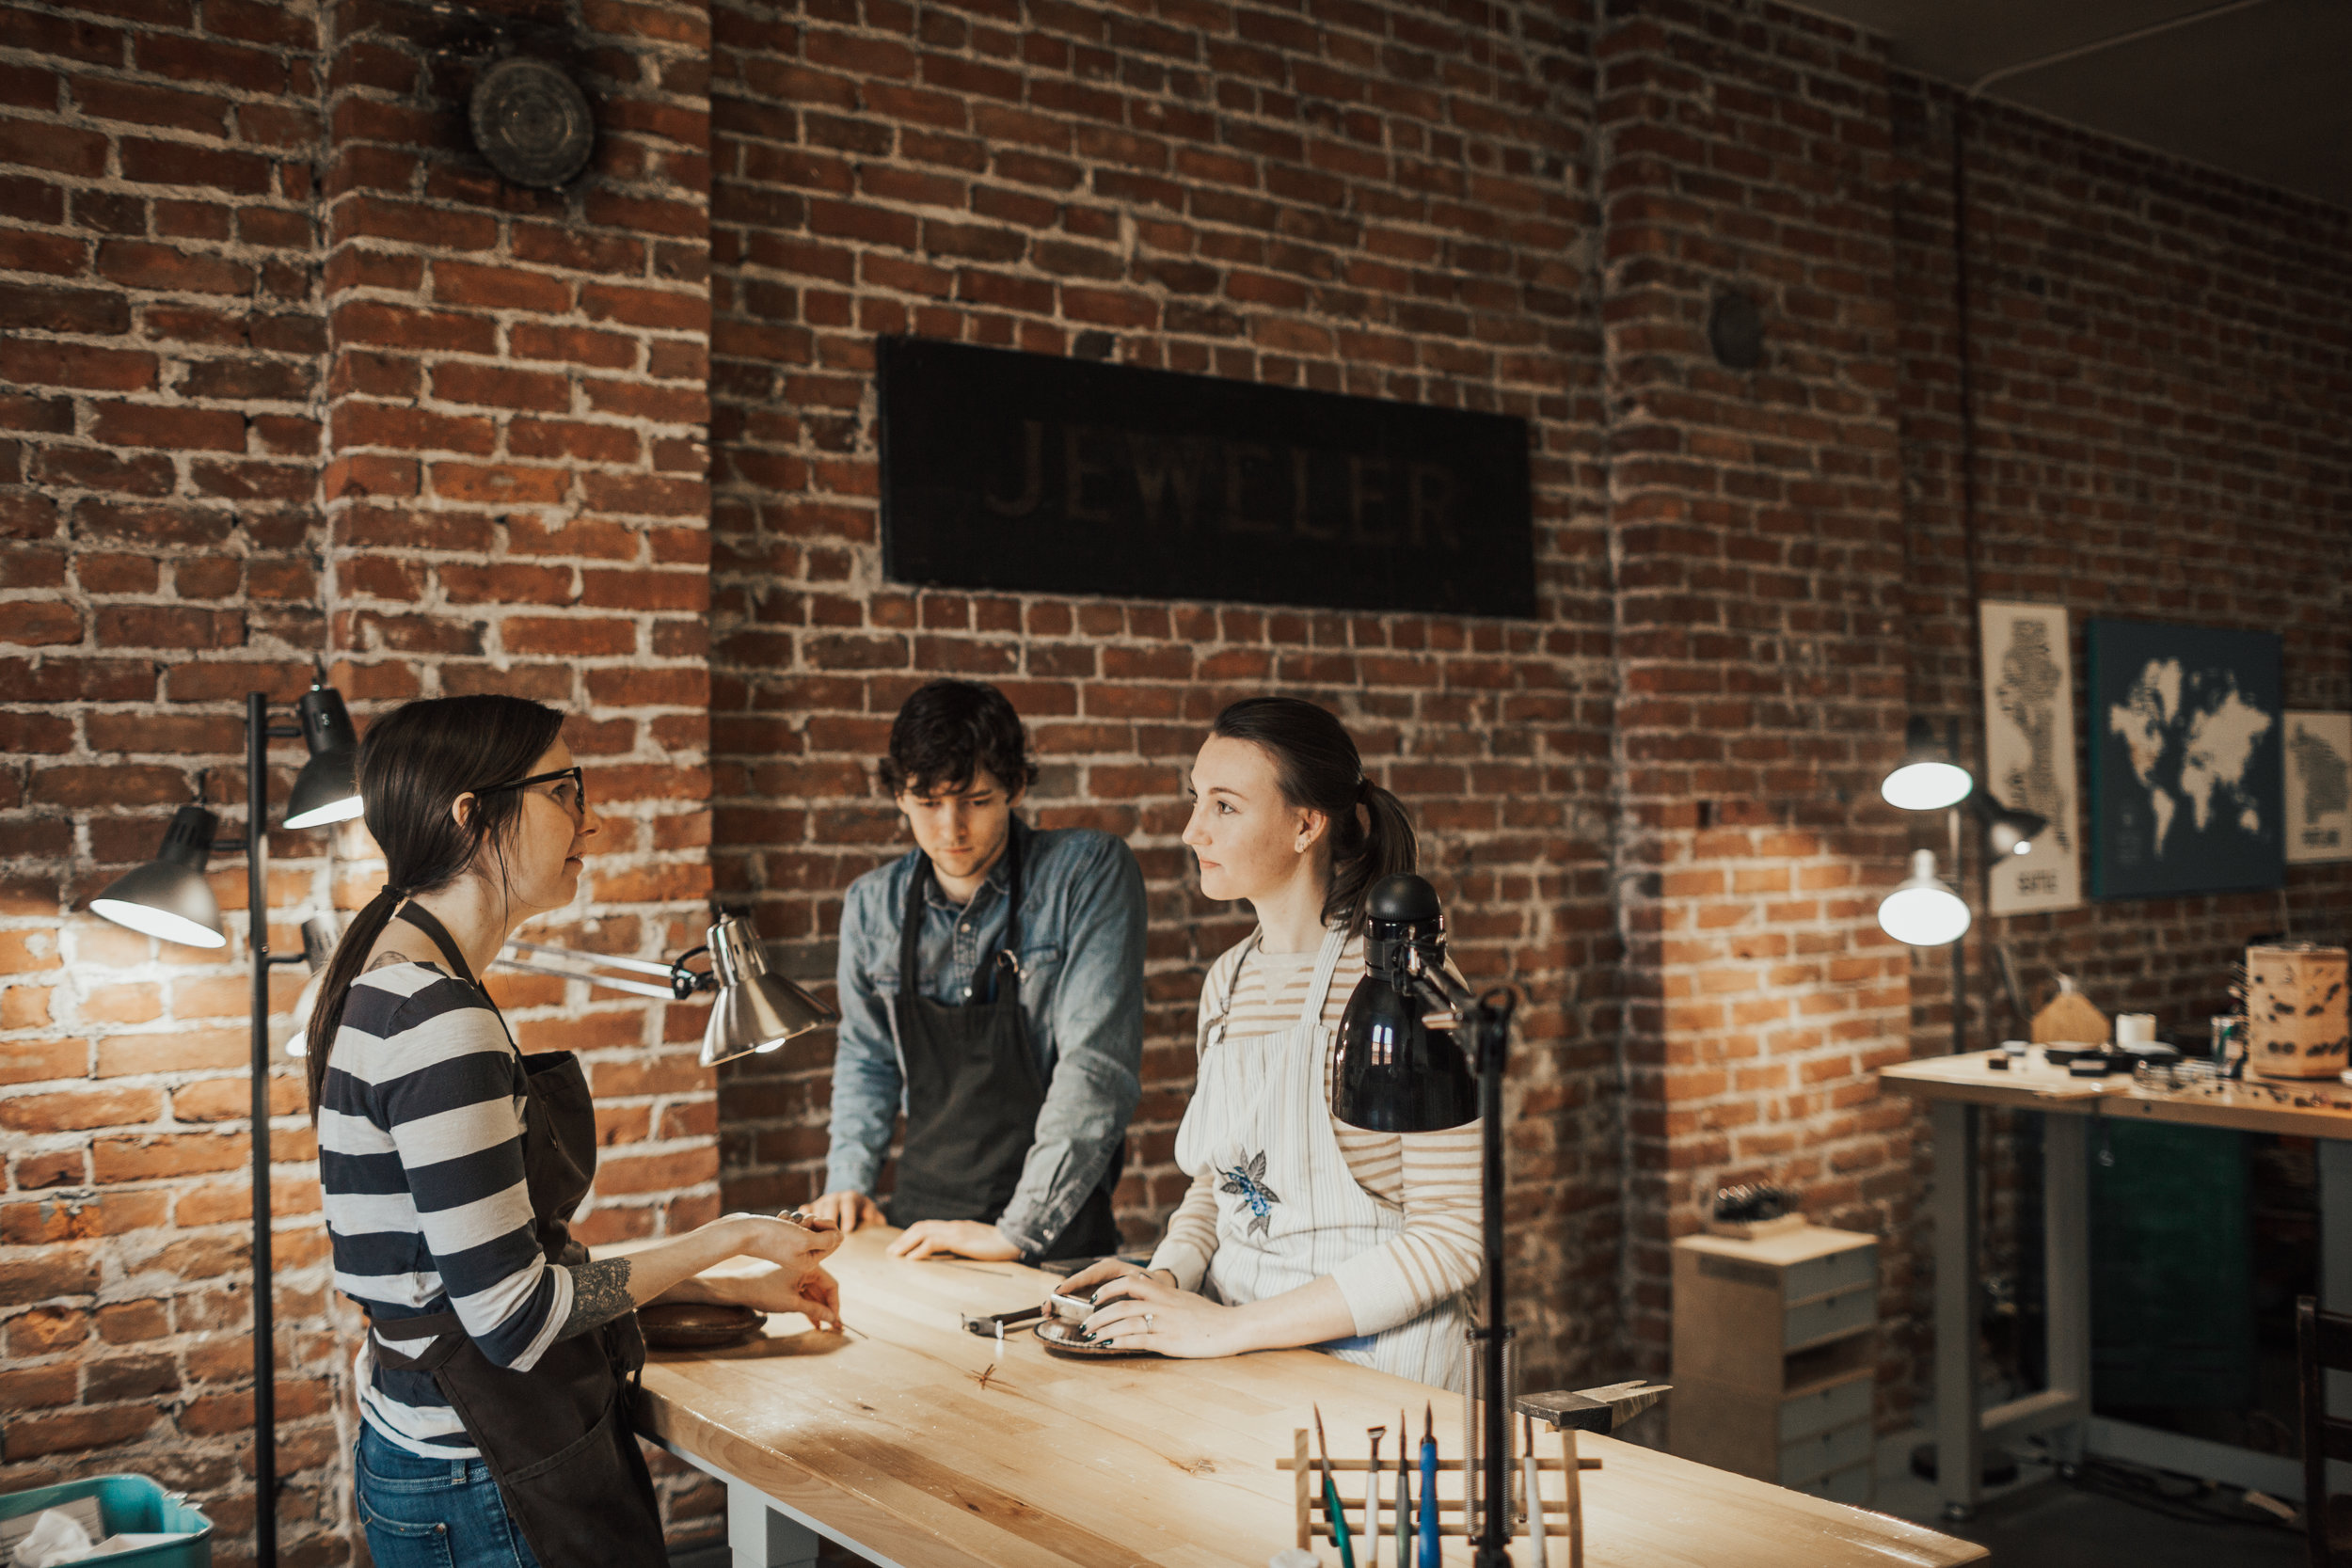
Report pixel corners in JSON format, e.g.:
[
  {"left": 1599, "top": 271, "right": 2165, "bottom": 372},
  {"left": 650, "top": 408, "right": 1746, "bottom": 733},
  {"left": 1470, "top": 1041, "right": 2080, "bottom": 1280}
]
[
  {"left": 1063, "top": 697, "right": 1481, "bottom": 1390},
  {"left": 310, "top": 695, "right": 842, "bottom": 1568}
]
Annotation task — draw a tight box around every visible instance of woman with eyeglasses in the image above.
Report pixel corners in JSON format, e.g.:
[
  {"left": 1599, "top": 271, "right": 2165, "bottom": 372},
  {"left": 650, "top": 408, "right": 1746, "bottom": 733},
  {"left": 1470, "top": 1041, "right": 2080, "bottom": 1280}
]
[{"left": 306, "top": 695, "right": 842, "bottom": 1568}]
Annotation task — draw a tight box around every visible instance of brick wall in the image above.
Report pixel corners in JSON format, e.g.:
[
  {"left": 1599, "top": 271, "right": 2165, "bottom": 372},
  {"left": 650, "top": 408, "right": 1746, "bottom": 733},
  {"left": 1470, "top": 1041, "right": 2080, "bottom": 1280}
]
[
  {"left": 2, "top": 0, "right": 724, "bottom": 1558},
  {"left": 6, "top": 0, "right": 2351, "bottom": 1546},
  {"left": 1595, "top": 3, "right": 1918, "bottom": 1405},
  {"left": 1888, "top": 80, "right": 2352, "bottom": 1401},
  {"left": 699, "top": 0, "right": 1630, "bottom": 1390},
  {"left": 1, "top": 0, "right": 341, "bottom": 1558}
]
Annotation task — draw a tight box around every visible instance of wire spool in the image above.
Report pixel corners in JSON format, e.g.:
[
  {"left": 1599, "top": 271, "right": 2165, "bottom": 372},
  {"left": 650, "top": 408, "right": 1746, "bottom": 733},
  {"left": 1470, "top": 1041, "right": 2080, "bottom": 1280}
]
[{"left": 2246, "top": 943, "right": 2350, "bottom": 1080}]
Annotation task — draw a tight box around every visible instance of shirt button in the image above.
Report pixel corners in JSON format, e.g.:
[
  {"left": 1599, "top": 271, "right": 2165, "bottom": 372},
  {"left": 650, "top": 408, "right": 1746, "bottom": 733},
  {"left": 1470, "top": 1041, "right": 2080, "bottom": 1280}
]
[
  {"left": 963, "top": 987, "right": 973, "bottom": 999},
  {"left": 961, "top": 923, "right": 970, "bottom": 932}
]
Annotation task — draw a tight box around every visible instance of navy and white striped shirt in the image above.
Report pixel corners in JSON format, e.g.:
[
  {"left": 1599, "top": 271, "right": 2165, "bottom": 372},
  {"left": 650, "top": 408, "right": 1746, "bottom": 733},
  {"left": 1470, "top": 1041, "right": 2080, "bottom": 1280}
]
[{"left": 319, "top": 962, "right": 574, "bottom": 1456}]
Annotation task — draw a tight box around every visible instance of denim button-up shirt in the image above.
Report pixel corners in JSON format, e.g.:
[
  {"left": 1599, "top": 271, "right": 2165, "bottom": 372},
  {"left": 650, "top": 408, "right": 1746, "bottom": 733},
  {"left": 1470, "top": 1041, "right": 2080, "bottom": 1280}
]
[{"left": 824, "top": 818, "right": 1146, "bottom": 1257}]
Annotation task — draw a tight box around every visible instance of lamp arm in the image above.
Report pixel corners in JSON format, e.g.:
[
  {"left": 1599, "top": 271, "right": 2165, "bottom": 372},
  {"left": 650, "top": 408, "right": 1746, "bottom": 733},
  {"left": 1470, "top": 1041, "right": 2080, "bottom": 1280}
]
[{"left": 497, "top": 940, "right": 716, "bottom": 1001}]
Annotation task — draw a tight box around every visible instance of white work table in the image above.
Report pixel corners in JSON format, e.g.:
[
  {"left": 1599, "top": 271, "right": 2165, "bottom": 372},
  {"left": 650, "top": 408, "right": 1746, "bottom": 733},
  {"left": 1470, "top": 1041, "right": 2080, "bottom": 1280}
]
[{"left": 1882, "top": 1049, "right": 2352, "bottom": 1518}]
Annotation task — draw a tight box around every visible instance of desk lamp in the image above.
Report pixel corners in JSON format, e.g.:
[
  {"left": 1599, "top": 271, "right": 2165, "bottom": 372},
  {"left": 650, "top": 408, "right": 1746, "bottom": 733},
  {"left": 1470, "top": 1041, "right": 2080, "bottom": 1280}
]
[
  {"left": 498, "top": 911, "right": 834, "bottom": 1069},
  {"left": 1332, "top": 873, "right": 1517, "bottom": 1565},
  {"left": 1878, "top": 720, "right": 2048, "bottom": 1054}
]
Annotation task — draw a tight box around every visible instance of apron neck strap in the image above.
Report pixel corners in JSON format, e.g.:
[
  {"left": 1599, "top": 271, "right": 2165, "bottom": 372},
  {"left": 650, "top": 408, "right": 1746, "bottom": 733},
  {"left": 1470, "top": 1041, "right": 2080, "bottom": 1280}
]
[
  {"left": 1298, "top": 925, "right": 1349, "bottom": 1026},
  {"left": 899, "top": 825, "right": 1025, "bottom": 1003},
  {"left": 397, "top": 902, "right": 516, "bottom": 1047}
]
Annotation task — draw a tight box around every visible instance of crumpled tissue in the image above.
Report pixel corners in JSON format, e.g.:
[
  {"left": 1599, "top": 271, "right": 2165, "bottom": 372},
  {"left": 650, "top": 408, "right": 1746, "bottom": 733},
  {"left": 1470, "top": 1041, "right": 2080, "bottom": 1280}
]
[{"left": 12, "top": 1508, "right": 189, "bottom": 1565}]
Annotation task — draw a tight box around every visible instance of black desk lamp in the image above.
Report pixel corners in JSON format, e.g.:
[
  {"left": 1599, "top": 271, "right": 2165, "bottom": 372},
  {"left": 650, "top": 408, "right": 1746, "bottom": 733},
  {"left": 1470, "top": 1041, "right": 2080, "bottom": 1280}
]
[
  {"left": 87, "top": 679, "right": 359, "bottom": 1568},
  {"left": 1333, "top": 873, "right": 1518, "bottom": 1565}
]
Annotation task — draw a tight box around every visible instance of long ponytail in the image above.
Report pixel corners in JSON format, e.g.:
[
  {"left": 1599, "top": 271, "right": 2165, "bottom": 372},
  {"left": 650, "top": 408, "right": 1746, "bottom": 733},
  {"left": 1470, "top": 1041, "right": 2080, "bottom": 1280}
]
[
  {"left": 1209, "top": 696, "right": 1417, "bottom": 935},
  {"left": 304, "top": 694, "right": 564, "bottom": 1115}
]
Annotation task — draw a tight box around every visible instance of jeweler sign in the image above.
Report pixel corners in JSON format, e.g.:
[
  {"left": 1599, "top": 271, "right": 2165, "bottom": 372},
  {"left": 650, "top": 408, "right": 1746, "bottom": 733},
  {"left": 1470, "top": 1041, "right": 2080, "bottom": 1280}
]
[{"left": 876, "top": 337, "right": 1536, "bottom": 617}]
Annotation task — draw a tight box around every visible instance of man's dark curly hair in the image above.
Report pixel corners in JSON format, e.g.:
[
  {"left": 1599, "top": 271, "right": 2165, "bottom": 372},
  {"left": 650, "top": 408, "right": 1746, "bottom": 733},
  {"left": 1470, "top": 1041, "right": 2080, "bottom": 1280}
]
[{"left": 876, "top": 678, "right": 1040, "bottom": 799}]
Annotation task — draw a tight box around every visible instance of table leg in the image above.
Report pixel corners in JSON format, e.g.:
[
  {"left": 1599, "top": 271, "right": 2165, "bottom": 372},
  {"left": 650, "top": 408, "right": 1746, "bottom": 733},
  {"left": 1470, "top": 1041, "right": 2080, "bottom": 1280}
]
[
  {"left": 1932, "top": 1099, "right": 1981, "bottom": 1521},
  {"left": 2323, "top": 1137, "right": 2352, "bottom": 1501},
  {"left": 729, "top": 1481, "right": 820, "bottom": 1568},
  {"left": 2041, "top": 1115, "right": 2088, "bottom": 1466}
]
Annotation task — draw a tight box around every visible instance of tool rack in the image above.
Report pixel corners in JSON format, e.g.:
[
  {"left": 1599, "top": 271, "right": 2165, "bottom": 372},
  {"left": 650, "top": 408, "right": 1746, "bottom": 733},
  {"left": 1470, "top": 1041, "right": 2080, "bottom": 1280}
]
[{"left": 1276, "top": 1423, "right": 1600, "bottom": 1566}]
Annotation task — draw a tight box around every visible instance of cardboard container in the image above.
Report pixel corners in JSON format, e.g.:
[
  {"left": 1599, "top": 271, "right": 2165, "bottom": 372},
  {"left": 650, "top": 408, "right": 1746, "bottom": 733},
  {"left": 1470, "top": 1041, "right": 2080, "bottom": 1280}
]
[{"left": 2247, "top": 943, "right": 2350, "bottom": 1080}]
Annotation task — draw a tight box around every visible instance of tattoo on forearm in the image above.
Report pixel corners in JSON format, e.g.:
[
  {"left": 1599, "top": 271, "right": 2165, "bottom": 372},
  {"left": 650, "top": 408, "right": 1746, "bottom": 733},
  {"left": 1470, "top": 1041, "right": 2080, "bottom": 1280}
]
[
  {"left": 367, "top": 950, "right": 416, "bottom": 971},
  {"left": 558, "top": 1259, "right": 635, "bottom": 1339}
]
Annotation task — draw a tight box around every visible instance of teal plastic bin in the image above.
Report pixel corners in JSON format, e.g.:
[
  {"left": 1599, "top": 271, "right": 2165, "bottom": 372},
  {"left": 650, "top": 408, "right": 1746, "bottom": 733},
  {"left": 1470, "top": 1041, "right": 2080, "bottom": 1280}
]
[{"left": 0, "top": 1474, "right": 212, "bottom": 1567}]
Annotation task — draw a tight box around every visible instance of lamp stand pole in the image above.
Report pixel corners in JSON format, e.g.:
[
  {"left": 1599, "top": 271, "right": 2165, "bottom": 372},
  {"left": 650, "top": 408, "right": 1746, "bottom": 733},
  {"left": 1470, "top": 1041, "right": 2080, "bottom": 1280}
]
[
  {"left": 223, "top": 691, "right": 306, "bottom": 1568},
  {"left": 1465, "top": 992, "right": 1518, "bottom": 1567},
  {"left": 1947, "top": 804, "right": 1969, "bottom": 1058}
]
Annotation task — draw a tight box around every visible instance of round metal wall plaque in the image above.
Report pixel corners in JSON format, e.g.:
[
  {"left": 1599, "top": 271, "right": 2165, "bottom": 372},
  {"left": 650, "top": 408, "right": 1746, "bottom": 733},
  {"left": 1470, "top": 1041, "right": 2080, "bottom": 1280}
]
[
  {"left": 469, "top": 56, "right": 595, "bottom": 189},
  {"left": 1708, "top": 291, "right": 1766, "bottom": 371}
]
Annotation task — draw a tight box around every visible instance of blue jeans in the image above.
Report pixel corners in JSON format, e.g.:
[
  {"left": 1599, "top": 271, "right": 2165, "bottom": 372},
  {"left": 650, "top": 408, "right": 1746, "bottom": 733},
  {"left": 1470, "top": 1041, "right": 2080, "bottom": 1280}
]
[{"left": 355, "top": 1422, "right": 543, "bottom": 1568}]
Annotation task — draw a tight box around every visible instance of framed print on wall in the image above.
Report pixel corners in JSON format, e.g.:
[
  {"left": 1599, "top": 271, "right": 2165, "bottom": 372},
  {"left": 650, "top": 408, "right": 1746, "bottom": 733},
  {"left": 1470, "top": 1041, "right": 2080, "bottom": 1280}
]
[
  {"left": 2284, "top": 711, "right": 2352, "bottom": 863},
  {"left": 1979, "top": 600, "right": 2083, "bottom": 915},
  {"left": 2089, "top": 620, "right": 2283, "bottom": 898}
]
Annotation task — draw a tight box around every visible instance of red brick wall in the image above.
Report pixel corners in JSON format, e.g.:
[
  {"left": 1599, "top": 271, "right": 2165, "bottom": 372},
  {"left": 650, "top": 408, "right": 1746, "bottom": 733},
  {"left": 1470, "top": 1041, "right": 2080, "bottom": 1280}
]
[
  {"left": 1595, "top": 3, "right": 1918, "bottom": 1406},
  {"left": 1892, "top": 81, "right": 2352, "bottom": 1052},
  {"left": 1, "top": 0, "right": 724, "bottom": 1557},
  {"left": 1, "top": 0, "right": 341, "bottom": 1557},
  {"left": 1888, "top": 81, "right": 2352, "bottom": 1400},
  {"left": 700, "top": 0, "right": 1630, "bottom": 1390}
]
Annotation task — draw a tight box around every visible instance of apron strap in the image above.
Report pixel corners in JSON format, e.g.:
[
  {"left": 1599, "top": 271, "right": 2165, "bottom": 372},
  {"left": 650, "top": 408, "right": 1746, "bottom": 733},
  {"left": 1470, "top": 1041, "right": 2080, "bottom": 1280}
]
[
  {"left": 1203, "top": 928, "right": 1261, "bottom": 1053},
  {"left": 370, "top": 1309, "right": 461, "bottom": 1342},
  {"left": 898, "top": 826, "right": 1025, "bottom": 1006},
  {"left": 395, "top": 903, "right": 517, "bottom": 1053},
  {"left": 1298, "top": 925, "right": 1349, "bottom": 1026}
]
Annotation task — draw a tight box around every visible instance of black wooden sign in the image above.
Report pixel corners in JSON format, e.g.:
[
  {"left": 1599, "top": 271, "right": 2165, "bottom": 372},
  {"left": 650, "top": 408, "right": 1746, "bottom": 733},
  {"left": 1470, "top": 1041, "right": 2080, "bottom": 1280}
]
[{"left": 875, "top": 337, "right": 1536, "bottom": 618}]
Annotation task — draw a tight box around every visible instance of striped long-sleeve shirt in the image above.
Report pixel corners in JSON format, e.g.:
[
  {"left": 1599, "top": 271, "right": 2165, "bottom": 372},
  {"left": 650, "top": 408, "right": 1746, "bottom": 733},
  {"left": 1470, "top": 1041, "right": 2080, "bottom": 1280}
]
[
  {"left": 319, "top": 961, "right": 574, "bottom": 1457},
  {"left": 1149, "top": 932, "right": 1484, "bottom": 1337}
]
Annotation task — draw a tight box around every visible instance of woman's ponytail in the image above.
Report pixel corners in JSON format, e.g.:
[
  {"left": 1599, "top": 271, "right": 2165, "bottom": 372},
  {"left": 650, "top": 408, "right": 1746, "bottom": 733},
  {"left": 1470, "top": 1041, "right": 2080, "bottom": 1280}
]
[
  {"left": 1334, "top": 780, "right": 1417, "bottom": 933},
  {"left": 302, "top": 884, "right": 407, "bottom": 1109},
  {"left": 1208, "top": 696, "right": 1418, "bottom": 936},
  {"left": 302, "top": 694, "right": 565, "bottom": 1117}
]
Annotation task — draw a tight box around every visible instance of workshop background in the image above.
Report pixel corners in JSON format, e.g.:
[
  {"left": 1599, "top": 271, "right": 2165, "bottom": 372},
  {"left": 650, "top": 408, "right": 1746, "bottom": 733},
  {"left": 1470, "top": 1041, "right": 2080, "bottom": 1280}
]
[{"left": 0, "top": 0, "right": 2346, "bottom": 1560}]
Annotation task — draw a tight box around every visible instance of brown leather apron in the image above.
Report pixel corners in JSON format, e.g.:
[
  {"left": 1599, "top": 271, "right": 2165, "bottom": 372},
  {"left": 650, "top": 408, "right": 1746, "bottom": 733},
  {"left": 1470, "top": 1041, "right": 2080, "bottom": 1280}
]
[{"left": 364, "top": 905, "right": 668, "bottom": 1568}]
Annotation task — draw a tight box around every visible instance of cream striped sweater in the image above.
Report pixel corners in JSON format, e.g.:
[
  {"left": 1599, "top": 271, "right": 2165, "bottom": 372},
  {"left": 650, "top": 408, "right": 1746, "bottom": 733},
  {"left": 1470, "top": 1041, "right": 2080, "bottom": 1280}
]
[{"left": 1149, "top": 930, "right": 1483, "bottom": 1338}]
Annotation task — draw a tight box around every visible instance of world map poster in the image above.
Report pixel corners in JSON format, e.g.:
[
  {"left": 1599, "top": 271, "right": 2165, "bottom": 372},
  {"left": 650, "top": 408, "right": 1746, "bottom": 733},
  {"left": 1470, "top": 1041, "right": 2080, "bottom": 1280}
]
[
  {"left": 2283, "top": 711, "right": 2352, "bottom": 863},
  {"left": 2089, "top": 620, "right": 2283, "bottom": 898}
]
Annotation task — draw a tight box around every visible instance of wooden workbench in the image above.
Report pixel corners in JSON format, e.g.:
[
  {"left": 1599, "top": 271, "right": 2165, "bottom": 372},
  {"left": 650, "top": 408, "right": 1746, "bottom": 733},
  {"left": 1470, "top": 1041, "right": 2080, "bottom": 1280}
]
[
  {"left": 1881, "top": 1049, "right": 2352, "bottom": 1520},
  {"left": 627, "top": 1229, "right": 1983, "bottom": 1568}
]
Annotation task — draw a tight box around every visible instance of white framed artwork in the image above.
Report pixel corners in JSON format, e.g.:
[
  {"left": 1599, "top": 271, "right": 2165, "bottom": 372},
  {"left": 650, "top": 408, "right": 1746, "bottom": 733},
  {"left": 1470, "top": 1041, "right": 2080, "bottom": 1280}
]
[
  {"left": 2284, "top": 711, "right": 2352, "bottom": 863},
  {"left": 1980, "top": 600, "right": 2083, "bottom": 914}
]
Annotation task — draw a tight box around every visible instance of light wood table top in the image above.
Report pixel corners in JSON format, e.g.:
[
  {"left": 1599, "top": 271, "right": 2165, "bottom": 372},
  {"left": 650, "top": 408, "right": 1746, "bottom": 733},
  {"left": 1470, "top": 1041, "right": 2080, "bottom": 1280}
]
[
  {"left": 1883, "top": 1049, "right": 2352, "bottom": 1140},
  {"left": 628, "top": 1229, "right": 1984, "bottom": 1568}
]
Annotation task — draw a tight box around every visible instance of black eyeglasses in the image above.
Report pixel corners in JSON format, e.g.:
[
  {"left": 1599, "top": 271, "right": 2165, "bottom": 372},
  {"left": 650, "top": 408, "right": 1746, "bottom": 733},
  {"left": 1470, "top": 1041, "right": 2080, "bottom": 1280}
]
[{"left": 481, "top": 766, "right": 586, "bottom": 819}]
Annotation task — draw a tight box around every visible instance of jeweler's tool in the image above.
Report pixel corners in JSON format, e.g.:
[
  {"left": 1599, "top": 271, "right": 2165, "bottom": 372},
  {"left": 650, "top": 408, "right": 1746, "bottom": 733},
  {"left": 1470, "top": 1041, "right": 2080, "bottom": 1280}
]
[
  {"left": 1393, "top": 1409, "right": 1409, "bottom": 1568},
  {"left": 959, "top": 1305, "right": 1043, "bottom": 1337},
  {"left": 1312, "top": 1403, "right": 1356, "bottom": 1568},
  {"left": 1366, "top": 1422, "right": 1387, "bottom": 1544},
  {"left": 1419, "top": 1402, "right": 1438, "bottom": 1568}
]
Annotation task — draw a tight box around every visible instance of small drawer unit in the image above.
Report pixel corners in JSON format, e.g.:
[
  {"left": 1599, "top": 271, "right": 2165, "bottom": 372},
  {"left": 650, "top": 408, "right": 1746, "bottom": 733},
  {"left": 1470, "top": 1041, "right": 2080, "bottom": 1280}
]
[{"left": 1669, "top": 1226, "right": 1880, "bottom": 1506}]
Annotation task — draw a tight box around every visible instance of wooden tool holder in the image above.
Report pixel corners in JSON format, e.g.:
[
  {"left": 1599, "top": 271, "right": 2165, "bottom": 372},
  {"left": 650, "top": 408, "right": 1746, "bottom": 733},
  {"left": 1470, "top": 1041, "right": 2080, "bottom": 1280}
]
[{"left": 1278, "top": 1426, "right": 1600, "bottom": 1566}]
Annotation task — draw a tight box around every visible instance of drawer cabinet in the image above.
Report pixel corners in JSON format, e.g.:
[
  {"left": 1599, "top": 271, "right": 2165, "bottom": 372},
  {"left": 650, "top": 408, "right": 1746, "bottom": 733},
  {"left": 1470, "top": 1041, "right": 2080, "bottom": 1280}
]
[
  {"left": 1669, "top": 1226, "right": 1880, "bottom": 1507},
  {"left": 1778, "top": 1372, "right": 1870, "bottom": 1442}
]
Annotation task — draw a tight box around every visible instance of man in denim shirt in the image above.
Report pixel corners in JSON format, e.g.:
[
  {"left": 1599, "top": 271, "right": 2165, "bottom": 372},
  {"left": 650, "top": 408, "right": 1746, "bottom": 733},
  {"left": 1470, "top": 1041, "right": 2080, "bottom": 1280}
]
[{"left": 805, "top": 679, "right": 1145, "bottom": 1262}]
